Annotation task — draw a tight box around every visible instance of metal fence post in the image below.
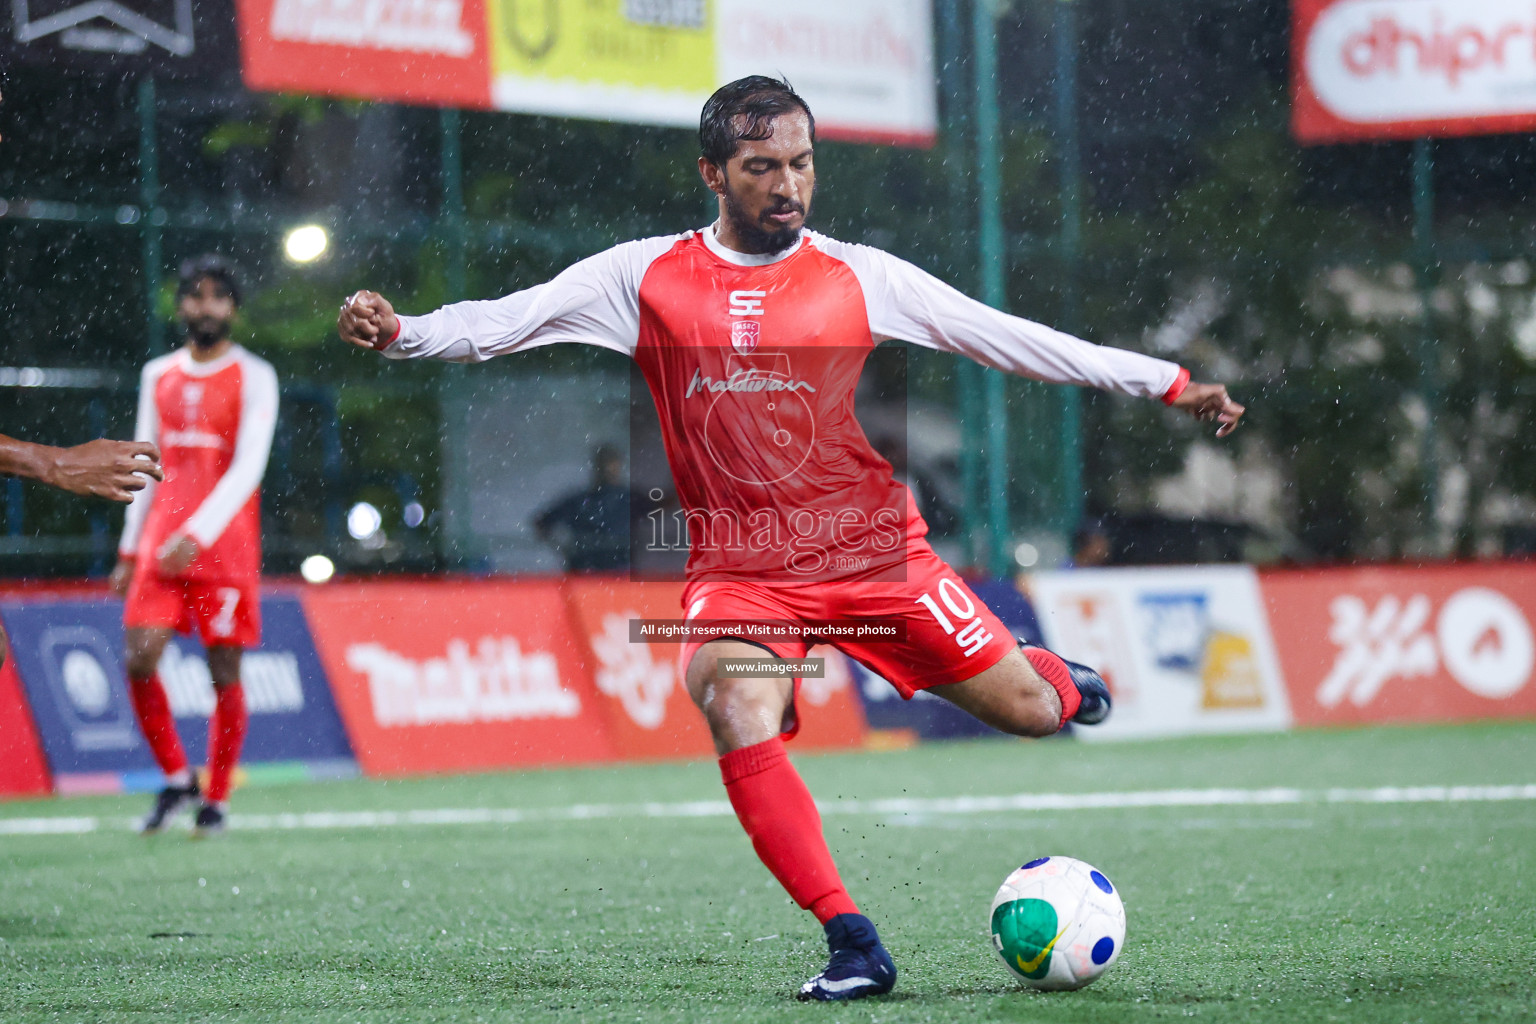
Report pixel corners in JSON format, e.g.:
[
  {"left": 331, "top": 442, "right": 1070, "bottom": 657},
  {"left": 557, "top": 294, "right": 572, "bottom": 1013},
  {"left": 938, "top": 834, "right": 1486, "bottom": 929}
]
[
  {"left": 138, "top": 77, "right": 164, "bottom": 360},
  {"left": 973, "top": 0, "right": 1014, "bottom": 578}
]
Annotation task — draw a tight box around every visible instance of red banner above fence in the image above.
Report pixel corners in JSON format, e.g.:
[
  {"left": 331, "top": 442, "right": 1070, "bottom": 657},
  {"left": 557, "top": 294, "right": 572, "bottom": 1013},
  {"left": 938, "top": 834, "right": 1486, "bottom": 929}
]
[{"left": 1292, "top": 0, "right": 1536, "bottom": 143}]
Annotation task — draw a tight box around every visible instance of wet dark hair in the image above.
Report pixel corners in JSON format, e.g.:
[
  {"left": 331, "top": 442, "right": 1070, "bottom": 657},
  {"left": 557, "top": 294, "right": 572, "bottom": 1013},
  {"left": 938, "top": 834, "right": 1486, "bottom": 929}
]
[
  {"left": 699, "top": 75, "right": 815, "bottom": 166},
  {"left": 176, "top": 254, "right": 243, "bottom": 307}
]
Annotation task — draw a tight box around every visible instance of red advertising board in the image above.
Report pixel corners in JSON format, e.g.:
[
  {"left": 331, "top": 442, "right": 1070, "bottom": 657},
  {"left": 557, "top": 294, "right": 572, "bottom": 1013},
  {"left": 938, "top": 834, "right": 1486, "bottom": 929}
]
[
  {"left": 234, "top": 0, "right": 493, "bottom": 109},
  {"left": 1262, "top": 564, "right": 1536, "bottom": 726},
  {"left": 562, "top": 578, "right": 867, "bottom": 758},
  {"left": 562, "top": 578, "right": 716, "bottom": 761},
  {"left": 301, "top": 580, "right": 615, "bottom": 776},
  {"left": 0, "top": 653, "right": 51, "bottom": 798},
  {"left": 1293, "top": 0, "right": 1536, "bottom": 143}
]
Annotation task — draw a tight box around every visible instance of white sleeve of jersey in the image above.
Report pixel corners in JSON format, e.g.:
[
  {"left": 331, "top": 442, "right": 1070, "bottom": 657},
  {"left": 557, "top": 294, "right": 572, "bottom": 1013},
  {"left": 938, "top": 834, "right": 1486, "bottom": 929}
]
[
  {"left": 181, "top": 355, "right": 279, "bottom": 551},
  {"left": 823, "top": 237, "right": 1184, "bottom": 399},
  {"left": 382, "top": 235, "right": 681, "bottom": 363},
  {"left": 118, "top": 359, "right": 165, "bottom": 558}
]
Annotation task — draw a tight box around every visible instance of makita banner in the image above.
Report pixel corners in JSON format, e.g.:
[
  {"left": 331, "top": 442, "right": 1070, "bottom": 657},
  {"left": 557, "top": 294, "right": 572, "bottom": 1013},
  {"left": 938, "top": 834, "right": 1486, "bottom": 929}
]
[
  {"left": 234, "top": 0, "right": 936, "bottom": 145},
  {"left": 1293, "top": 0, "right": 1536, "bottom": 142},
  {"left": 0, "top": 594, "right": 354, "bottom": 792},
  {"left": 1262, "top": 564, "right": 1536, "bottom": 725},
  {"left": 1028, "top": 567, "right": 1294, "bottom": 741},
  {"left": 300, "top": 580, "right": 616, "bottom": 776}
]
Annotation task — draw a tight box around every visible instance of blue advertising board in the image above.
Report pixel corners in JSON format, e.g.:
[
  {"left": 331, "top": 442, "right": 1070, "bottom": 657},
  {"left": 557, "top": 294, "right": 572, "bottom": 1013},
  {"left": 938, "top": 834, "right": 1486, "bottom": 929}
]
[{"left": 0, "top": 594, "right": 355, "bottom": 792}]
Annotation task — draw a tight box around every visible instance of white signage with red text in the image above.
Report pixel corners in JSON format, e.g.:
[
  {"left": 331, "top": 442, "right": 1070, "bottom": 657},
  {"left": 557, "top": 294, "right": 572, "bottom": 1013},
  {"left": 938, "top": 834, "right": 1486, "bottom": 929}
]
[
  {"left": 1293, "top": 0, "right": 1536, "bottom": 142},
  {"left": 1028, "top": 567, "right": 1293, "bottom": 740}
]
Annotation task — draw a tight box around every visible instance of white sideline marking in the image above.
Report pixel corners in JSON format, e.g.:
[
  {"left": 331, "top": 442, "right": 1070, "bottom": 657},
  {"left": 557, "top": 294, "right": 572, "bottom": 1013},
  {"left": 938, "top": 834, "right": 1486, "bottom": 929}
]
[{"left": 1, "top": 784, "right": 1533, "bottom": 836}]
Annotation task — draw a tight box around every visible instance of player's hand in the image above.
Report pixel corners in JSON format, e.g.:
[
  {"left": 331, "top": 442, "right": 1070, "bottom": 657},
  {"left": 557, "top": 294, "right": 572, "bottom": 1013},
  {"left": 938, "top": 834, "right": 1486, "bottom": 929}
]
[
  {"left": 108, "top": 558, "right": 136, "bottom": 597},
  {"left": 156, "top": 535, "right": 199, "bottom": 577},
  {"left": 43, "top": 439, "right": 163, "bottom": 502},
  {"left": 338, "top": 290, "right": 399, "bottom": 350},
  {"left": 1171, "top": 383, "right": 1244, "bottom": 438}
]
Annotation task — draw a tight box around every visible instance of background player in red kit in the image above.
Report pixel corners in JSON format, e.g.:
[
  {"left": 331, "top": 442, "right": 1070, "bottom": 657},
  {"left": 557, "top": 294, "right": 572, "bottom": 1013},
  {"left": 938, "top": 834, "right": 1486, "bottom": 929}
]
[
  {"left": 337, "top": 78, "right": 1243, "bottom": 1000},
  {"left": 111, "top": 256, "right": 279, "bottom": 837}
]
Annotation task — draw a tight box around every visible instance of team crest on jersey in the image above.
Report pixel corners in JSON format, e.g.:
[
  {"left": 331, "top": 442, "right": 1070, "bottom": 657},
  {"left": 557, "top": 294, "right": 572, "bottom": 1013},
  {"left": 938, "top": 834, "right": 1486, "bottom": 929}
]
[{"left": 731, "top": 320, "right": 761, "bottom": 353}]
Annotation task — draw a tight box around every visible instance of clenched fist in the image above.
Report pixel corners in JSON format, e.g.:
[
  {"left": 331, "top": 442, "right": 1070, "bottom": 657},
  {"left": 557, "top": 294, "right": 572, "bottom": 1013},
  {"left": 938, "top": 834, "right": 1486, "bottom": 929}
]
[{"left": 338, "top": 291, "right": 400, "bottom": 350}]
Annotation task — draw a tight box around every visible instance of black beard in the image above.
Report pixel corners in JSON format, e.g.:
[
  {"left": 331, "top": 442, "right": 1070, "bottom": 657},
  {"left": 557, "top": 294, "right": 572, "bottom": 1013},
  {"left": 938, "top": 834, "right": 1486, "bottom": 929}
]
[
  {"left": 721, "top": 185, "right": 808, "bottom": 254},
  {"left": 186, "top": 317, "right": 230, "bottom": 348}
]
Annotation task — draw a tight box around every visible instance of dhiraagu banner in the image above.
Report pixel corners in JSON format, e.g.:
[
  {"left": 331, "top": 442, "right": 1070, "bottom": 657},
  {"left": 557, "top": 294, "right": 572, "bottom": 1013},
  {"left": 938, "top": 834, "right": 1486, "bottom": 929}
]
[{"left": 237, "top": 0, "right": 936, "bottom": 145}]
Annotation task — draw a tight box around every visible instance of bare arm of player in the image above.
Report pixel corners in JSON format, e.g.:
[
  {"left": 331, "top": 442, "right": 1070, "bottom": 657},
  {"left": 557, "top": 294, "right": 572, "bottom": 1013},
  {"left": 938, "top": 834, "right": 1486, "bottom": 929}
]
[
  {"left": 108, "top": 557, "right": 134, "bottom": 597},
  {"left": 0, "top": 435, "right": 163, "bottom": 502}
]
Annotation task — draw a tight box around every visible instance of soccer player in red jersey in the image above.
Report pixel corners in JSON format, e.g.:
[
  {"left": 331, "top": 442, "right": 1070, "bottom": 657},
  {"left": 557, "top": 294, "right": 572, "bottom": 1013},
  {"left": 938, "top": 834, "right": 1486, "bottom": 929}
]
[
  {"left": 111, "top": 256, "right": 279, "bottom": 837},
  {"left": 338, "top": 78, "right": 1243, "bottom": 1000}
]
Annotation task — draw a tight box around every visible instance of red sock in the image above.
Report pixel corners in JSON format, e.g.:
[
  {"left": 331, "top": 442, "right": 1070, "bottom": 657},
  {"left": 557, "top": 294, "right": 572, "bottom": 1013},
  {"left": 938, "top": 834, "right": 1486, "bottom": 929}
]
[
  {"left": 128, "top": 674, "right": 188, "bottom": 777},
  {"left": 205, "top": 682, "right": 248, "bottom": 804},
  {"left": 720, "top": 737, "right": 860, "bottom": 924},
  {"left": 1023, "top": 647, "right": 1081, "bottom": 729}
]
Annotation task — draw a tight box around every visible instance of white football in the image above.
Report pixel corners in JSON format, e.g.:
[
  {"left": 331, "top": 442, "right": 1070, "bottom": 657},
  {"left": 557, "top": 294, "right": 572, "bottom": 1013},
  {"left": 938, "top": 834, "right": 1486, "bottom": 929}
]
[{"left": 989, "top": 855, "right": 1127, "bottom": 991}]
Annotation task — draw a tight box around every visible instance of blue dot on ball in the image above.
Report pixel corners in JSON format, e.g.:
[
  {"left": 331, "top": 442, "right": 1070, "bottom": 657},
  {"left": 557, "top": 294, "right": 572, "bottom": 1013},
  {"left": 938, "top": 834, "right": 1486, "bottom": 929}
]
[
  {"left": 1090, "top": 870, "right": 1114, "bottom": 894},
  {"left": 1022, "top": 857, "right": 1050, "bottom": 869},
  {"left": 1091, "top": 936, "right": 1115, "bottom": 965}
]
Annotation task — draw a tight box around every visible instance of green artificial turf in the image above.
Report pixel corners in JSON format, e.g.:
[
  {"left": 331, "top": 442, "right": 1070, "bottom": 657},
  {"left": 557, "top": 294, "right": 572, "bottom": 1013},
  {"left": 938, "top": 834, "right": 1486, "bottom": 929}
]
[{"left": 2, "top": 722, "right": 1533, "bottom": 1023}]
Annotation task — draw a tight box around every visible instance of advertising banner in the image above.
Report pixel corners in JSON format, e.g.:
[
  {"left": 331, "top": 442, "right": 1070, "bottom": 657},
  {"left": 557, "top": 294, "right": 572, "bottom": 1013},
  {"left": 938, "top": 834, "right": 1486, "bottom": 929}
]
[
  {"left": 1293, "top": 0, "right": 1536, "bottom": 143},
  {"left": 564, "top": 577, "right": 867, "bottom": 755},
  {"left": 235, "top": 0, "right": 936, "bottom": 145},
  {"left": 1262, "top": 564, "right": 1536, "bottom": 726},
  {"left": 1027, "top": 567, "right": 1293, "bottom": 741},
  {"left": 0, "top": 595, "right": 355, "bottom": 793},
  {"left": 0, "top": 654, "right": 51, "bottom": 797},
  {"left": 563, "top": 578, "right": 715, "bottom": 760},
  {"left": 301, "top": 580, "right": 616, "bottom": 776}
]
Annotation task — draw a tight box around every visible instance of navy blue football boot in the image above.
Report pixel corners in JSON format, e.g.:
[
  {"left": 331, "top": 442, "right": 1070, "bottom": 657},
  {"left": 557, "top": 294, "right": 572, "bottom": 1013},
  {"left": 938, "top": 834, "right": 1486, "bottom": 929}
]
[
  {"left": 796, "top": 913, "right": 897, "bottom": 1002},
  {"left": 1020, "top": 640, "right": 1113, "bottom": 726}
]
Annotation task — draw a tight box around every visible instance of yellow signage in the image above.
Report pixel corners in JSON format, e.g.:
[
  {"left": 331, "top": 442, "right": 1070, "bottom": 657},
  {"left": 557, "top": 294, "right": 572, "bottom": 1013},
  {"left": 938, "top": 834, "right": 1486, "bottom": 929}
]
[{"left": 488, "top": 0, "right": 715, "bottom": 94}]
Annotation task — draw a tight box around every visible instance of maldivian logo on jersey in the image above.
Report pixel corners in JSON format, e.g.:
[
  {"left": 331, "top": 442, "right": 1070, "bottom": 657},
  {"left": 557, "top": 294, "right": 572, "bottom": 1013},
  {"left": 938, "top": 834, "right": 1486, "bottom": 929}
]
[{"left": 684, "top": 367, "right": 816, "bottom": 397}]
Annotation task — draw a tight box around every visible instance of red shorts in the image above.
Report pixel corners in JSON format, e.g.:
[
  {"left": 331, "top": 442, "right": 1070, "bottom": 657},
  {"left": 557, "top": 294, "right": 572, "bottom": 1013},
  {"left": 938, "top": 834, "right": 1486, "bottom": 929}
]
[
  {"left": 679, "top": 543, "right": 1015, "bottom": 705},
  {"left": 123, "top": 571, "right": 261, "bottom": 648}
]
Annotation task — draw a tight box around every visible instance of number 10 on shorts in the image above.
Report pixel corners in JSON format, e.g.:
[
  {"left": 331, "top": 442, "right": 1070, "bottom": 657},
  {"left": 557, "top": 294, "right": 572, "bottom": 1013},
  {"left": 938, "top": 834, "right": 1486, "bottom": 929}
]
[{"left": 915, "top": 579, "right": 994, "bottom": 657}]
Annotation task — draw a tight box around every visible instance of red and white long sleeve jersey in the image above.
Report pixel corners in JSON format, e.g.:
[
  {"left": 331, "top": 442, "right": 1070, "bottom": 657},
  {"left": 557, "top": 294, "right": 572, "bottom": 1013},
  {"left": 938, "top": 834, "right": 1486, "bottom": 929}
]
[
  {"left": 118, "top": 345, "right": 278, "bottom": 582},
  {"left": 385, "top": 227, "right": 1186, "bottom": 582}
]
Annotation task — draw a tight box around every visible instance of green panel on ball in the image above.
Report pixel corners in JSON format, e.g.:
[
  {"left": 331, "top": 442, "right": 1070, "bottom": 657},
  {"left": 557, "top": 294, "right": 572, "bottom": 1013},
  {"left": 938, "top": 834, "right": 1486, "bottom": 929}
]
[{"left": 990, "top": 898, "right": 1065, "bottom": 980}]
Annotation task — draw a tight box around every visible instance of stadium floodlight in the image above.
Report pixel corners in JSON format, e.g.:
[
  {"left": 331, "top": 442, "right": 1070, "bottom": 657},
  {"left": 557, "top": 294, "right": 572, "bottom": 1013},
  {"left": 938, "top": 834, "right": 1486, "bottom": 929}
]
[
  {"left": 300, "top": 554, "right": 335, "bottom": 583},
  {"left": 403, "top": 501, "right": 426, "bottom": 528},
  {"left": 1013, "top": 541, "right": 1040, "bottom": 569},
  {"left": 284, "top": 224, "right": 329, "bottom": 263},
  {"left": 347, "top": 501, "right": 383, "bottom": 540}
]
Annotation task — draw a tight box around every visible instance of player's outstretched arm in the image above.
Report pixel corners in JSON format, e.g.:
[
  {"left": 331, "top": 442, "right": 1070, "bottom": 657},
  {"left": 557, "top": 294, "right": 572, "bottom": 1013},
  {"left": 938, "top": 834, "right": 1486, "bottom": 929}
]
[
  {"left": 1169, "top": 382, "right": 1244, "bottom": 437},
  {"left": 0, "top": 435, "right": 163, "bottom": 503},
  {"left": 337, "top": 291, "right": 399, "bottom": 350}
]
